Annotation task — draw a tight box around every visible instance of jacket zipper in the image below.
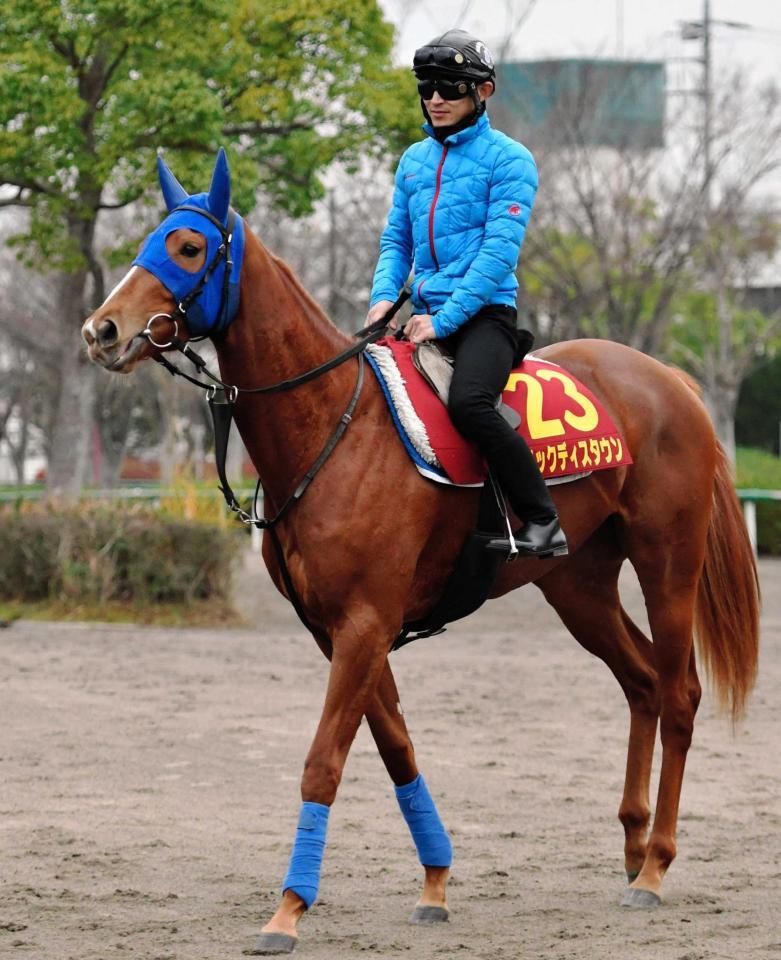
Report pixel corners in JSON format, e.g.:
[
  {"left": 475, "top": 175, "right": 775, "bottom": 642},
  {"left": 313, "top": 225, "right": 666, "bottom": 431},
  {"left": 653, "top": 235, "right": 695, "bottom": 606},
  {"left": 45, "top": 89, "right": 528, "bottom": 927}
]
[
  {"left": 427, "top": 145, "right": 448, "bottom": 271},
  {"left": 417, "top": 278, "right": 430, "bottom": 313}
]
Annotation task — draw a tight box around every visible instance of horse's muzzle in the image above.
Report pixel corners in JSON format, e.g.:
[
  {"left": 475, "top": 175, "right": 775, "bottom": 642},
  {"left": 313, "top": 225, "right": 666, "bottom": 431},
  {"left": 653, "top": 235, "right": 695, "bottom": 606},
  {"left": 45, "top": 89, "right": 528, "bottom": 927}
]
[{"left": 86, "top": 334, "right": 148, "bottom": 373}]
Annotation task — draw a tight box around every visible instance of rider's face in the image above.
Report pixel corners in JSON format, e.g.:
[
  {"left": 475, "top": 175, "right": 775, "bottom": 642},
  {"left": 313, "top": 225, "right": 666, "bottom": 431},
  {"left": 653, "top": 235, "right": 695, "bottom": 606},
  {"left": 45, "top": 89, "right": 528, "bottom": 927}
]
[
  {"left": 424, "top": 90, "right": 475, "bottom": 127},
  {"left": 423, "top": 80, "right": 494, "bottom": 127}
]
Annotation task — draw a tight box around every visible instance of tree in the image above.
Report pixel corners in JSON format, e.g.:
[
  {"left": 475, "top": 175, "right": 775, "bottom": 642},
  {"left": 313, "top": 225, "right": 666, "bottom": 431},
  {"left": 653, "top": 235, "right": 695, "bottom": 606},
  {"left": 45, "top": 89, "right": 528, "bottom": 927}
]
[
  {"left": 0, "top": 0, "right": 419, "bottom": 493},
  {"left": 0, "top": 224, "right": 62, "bottom": 481},
  {"left": 253, "top": 160, "right": 397, "bottom": 331},
  {"left": 667, "top": 207, "right": 781, "bottom": 464}
]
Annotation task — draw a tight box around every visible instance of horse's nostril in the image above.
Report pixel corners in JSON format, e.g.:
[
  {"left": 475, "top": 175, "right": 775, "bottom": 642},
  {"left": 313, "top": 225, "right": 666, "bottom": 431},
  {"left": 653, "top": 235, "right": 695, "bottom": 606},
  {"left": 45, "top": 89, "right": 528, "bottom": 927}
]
[{"left": 96, "top": 318, "right": 119, "bottom": 348}]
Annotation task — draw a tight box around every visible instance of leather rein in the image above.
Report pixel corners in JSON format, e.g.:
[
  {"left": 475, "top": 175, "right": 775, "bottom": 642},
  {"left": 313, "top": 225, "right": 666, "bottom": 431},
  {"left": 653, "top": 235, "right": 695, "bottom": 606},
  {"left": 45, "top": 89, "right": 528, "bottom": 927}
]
[{"left": 144, "top": 285, "right": 409, "bottom": 522}]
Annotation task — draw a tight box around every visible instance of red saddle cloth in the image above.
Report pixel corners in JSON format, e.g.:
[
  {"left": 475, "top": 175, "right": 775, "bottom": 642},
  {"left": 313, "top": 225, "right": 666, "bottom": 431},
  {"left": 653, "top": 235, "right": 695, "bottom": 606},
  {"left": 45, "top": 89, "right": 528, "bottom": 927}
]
[{"left": 379, "top": 338, "right": 632, "bottom": 486}]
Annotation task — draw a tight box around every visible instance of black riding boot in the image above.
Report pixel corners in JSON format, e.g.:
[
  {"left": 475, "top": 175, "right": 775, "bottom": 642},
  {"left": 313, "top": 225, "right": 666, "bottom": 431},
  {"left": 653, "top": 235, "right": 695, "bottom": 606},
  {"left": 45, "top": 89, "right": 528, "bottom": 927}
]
[
  {"left": 512, "top": 515, "right": 568, "bottom": 557},
  {"left": 444, "top": 307, "right": 568, "bottom": 558}
]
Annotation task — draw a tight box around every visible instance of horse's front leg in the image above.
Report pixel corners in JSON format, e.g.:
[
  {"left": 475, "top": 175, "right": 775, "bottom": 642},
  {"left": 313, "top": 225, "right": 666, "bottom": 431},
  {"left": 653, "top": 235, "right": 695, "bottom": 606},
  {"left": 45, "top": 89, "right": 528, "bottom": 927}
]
[
  {"left": 365, "top": 660, "right": 452, "bottom": 923},
  {"left": 248, "top": 610, "right": 393, "bottom": 955}
]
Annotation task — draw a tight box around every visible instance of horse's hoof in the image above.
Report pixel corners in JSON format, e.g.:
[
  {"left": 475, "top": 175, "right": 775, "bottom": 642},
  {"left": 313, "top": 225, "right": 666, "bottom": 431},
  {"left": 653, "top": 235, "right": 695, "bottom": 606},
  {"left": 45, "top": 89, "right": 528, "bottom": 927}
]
[
  {"left": 626, "top": 870, "right": 639, "bottom": 883},
  {"left": 409, "top": 905, "right": 450, "bottom": 924},
  {"left": 620, "top": 887, "right": 662, "bottom": 909},
  {"left": 245, "top": 932, "right": 298, "bottom": 955}
]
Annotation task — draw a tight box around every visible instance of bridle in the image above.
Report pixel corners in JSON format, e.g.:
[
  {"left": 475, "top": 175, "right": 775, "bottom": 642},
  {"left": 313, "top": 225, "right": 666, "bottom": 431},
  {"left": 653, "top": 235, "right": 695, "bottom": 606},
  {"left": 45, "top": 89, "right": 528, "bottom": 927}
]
[{"left": 138, "top": 203, "right": 238, "bottom": 350}]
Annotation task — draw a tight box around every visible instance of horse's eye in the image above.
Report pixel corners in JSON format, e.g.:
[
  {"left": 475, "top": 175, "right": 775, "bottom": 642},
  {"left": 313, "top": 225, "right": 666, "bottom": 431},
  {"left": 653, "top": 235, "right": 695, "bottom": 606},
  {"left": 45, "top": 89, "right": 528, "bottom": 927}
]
[{"left": 182, "top": 243, "right": 201, "bottom": 258}]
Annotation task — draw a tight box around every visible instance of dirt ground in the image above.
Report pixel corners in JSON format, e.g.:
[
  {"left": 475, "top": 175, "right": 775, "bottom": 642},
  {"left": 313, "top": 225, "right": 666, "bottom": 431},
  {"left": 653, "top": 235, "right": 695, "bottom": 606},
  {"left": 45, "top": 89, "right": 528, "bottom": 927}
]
[{"left": 1, "top": 553, "right": 779, "bottom": 960}]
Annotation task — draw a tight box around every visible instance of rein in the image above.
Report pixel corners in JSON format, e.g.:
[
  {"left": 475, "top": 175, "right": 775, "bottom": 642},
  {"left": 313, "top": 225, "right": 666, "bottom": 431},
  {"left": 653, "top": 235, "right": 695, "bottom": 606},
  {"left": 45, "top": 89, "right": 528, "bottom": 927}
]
[
  {"left": 148, "top": 281, "right": 410, "bottom": 529},
  {"left": 138, "top": 201, "right": 409, "bottom": 400},
  {"left": 142, "top": 286, "right": 409, "bottom": 398}
]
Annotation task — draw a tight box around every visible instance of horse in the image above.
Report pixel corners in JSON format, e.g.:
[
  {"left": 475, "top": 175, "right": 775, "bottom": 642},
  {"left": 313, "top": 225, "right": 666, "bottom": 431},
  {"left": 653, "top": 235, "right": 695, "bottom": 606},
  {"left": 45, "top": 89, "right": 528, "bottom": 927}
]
[{"left": 82, "top": 150, "right": 759, "bottom": 954}]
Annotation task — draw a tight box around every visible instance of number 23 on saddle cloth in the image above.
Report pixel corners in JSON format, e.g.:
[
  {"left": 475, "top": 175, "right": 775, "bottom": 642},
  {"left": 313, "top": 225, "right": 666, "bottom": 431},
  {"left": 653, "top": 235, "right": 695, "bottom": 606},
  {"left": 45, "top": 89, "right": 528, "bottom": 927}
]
[{"left": 365, "top": 338, "right": 633, "bottom": 486}]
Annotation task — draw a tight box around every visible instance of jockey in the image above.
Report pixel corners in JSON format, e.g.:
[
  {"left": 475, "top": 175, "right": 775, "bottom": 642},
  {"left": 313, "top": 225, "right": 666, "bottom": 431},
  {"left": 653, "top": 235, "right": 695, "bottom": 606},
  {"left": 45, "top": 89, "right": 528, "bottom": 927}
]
[{"left": 367, "top": 28, "right": 568, "bottom": 558}]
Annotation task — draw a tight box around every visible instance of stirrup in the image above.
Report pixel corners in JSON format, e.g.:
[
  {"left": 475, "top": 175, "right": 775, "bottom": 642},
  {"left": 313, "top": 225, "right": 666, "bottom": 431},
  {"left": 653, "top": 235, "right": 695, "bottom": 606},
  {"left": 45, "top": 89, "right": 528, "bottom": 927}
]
[
  {"left": 484, "top": 536, "right": 568, "bottom": 557},
  {"left": 485, "top": 537, "right": 568, "bottom": 560}
]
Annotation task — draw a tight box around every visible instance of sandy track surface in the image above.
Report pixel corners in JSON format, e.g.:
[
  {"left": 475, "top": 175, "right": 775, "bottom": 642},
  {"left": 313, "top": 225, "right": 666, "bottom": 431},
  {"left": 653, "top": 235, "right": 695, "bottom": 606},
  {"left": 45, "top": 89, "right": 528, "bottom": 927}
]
[{"left": 1, "top": 556, "right": 779, "bottom": 960}]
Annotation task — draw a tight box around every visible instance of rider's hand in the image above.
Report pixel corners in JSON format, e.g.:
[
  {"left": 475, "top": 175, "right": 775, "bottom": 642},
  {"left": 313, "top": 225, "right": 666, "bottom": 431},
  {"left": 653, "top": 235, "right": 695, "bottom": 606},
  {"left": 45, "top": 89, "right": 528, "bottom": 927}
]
[
  {"left": 404, "top": 314, "right": 436, "bottom": 344},
  {"left": 365, "top": 300, "right": 397, "bottom": 329}
]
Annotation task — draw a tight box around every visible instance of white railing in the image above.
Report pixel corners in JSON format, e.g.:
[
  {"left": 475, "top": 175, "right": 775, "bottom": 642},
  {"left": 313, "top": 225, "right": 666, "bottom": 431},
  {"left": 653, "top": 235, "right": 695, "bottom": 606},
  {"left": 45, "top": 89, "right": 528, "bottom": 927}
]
[{"left": 737, "top": 489, "right": 781, "bottom": 556}]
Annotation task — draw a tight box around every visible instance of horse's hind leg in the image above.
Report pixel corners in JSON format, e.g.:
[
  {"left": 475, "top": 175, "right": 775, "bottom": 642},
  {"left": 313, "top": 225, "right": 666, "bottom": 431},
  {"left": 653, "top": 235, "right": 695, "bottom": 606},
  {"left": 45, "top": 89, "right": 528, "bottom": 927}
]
[
  {"left": 617, "top": 608, "right": 659, "bottom": 880},
  {"left": 536, "top": 525, "right": 660, "bottom": 884},
  {"left": 621, "top": 530, "right": 704, "bottom": 908},
  {"left": 365, "top": 660, "right": 451, "bottom": 922}
]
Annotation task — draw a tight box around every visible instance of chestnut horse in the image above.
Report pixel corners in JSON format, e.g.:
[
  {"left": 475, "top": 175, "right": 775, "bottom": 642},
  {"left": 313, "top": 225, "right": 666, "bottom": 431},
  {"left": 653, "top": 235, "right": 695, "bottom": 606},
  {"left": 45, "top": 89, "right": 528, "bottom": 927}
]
[{"left": 82, "top": 152, "right": 759, "bottom": 953}]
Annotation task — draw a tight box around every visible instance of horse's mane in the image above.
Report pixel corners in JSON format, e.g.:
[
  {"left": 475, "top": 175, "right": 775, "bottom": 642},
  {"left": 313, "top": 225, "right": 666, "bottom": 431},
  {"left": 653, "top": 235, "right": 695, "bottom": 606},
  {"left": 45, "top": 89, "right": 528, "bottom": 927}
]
[{"left": 269, "top": 252, "right": 347, "bottom": 339}]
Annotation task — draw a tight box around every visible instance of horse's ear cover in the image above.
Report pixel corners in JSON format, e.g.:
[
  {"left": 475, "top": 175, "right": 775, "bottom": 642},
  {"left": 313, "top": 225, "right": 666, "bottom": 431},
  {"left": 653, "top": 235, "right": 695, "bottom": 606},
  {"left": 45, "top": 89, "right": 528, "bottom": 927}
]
[
  {"left": 156, "top": 153, "right": 189, "bottom": 211},
  {"left": 133, "top": 148, "right": 245, "bottom": 336},
  {"left": 208, "top": 147, "right": 231, "bottom": 226}
]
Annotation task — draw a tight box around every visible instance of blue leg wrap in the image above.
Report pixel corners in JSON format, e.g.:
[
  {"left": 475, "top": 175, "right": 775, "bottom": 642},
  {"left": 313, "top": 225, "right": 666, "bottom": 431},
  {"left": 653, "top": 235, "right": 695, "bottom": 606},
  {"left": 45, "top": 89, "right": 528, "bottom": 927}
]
[
  {"left": 395, "top": 774, "right": 452, "bottom": 867},
  {"left": 282, "top": 801, "right": 330, "bottom": 909}
]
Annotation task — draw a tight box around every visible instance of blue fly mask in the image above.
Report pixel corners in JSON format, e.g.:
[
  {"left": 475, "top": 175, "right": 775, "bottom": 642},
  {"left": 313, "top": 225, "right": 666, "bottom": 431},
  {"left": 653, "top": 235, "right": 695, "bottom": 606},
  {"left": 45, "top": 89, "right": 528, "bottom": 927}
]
[{"left": 133, "top": 148, "right": 245, "bottom": 337}]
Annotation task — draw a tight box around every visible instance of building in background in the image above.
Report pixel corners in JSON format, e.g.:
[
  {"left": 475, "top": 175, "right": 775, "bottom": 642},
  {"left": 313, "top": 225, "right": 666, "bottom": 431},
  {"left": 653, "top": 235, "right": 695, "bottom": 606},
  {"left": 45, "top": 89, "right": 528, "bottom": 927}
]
[{"left": 492, "top": 58, "right": 666, "bottom": 151}]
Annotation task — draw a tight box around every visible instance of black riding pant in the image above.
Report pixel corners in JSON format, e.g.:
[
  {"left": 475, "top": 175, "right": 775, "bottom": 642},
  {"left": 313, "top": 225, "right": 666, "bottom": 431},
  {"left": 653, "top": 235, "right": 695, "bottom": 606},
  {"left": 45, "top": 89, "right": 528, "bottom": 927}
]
[{"left": 442, "top": 305, "right": 556, "bottom": 524}]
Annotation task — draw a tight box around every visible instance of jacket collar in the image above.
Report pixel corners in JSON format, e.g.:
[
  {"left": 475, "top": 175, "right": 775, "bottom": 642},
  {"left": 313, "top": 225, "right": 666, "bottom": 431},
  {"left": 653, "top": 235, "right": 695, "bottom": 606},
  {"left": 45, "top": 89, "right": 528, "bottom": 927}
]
[{"left": 423, "top": 111, "right": 490, "bottom": 146}]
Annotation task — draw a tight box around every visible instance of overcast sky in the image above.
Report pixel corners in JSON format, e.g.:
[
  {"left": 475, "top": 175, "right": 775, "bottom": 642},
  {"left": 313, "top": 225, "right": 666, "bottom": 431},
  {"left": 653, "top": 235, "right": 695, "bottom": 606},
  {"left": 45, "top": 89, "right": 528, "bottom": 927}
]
[{"left": 380, "top": 0, "right": 781, "bottom": 87}]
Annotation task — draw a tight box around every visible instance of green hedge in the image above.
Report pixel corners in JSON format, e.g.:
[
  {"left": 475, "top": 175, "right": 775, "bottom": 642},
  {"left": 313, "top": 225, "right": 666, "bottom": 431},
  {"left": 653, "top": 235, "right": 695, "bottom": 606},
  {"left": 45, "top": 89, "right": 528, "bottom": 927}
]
[
  {"left": 736, "top": 446, "right": 781, "bottom": 489},
  {"left": 0, "top": 504, "right": 239, "bottom": 605},
  {"left": 753, "top": 501, "right": 781, "bottom": 556}
]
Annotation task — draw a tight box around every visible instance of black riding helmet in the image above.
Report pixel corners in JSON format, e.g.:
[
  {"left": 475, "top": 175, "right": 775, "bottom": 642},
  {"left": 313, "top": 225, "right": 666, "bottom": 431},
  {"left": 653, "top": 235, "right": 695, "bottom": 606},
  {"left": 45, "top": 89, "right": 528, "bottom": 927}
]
[
  {"left": 412, "top": 29, "right": 496, "bottom": 124},
  {"left": 413, "top": 29, "right": 496, "bottom": 83}
]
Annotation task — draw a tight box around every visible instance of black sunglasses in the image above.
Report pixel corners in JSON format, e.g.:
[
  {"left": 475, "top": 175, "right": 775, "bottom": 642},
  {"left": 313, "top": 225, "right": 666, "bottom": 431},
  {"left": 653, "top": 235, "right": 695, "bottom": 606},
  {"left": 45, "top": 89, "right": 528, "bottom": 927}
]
[{"left": 417, "top": 76, "right": 472, "bottom": 101}]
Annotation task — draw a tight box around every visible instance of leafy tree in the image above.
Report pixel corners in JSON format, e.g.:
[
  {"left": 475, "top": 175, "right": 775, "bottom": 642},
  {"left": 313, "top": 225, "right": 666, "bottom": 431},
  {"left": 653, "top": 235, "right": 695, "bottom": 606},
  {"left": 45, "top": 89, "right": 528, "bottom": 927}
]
[
  {"left": 0, "top": 0, "right": 419, "bottom": 492},
  {"left": 668, "top": 224, "right": 781, "bottom": 465}
]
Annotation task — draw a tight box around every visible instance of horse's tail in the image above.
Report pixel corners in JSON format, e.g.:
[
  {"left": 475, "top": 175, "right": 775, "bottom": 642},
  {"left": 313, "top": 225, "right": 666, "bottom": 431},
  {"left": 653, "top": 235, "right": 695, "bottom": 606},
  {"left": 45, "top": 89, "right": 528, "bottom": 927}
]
[{"left": 694, "top": 441, "right": 760, "bottom": 721}]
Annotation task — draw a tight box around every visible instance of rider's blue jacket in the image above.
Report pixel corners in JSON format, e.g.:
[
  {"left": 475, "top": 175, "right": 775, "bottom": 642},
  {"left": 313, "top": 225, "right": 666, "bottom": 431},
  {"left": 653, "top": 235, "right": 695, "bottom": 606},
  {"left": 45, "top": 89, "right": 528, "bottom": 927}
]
[{"left": 370, "top": 112, "right": 538, "bottom": 338}]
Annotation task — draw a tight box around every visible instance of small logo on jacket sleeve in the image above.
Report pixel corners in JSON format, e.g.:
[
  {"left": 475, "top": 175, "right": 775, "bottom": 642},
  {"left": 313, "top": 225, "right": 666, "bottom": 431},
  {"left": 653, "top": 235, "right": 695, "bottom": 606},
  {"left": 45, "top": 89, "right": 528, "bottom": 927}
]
[{"left": 508, "top": 204, "right": 521, "bottom": 215}]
